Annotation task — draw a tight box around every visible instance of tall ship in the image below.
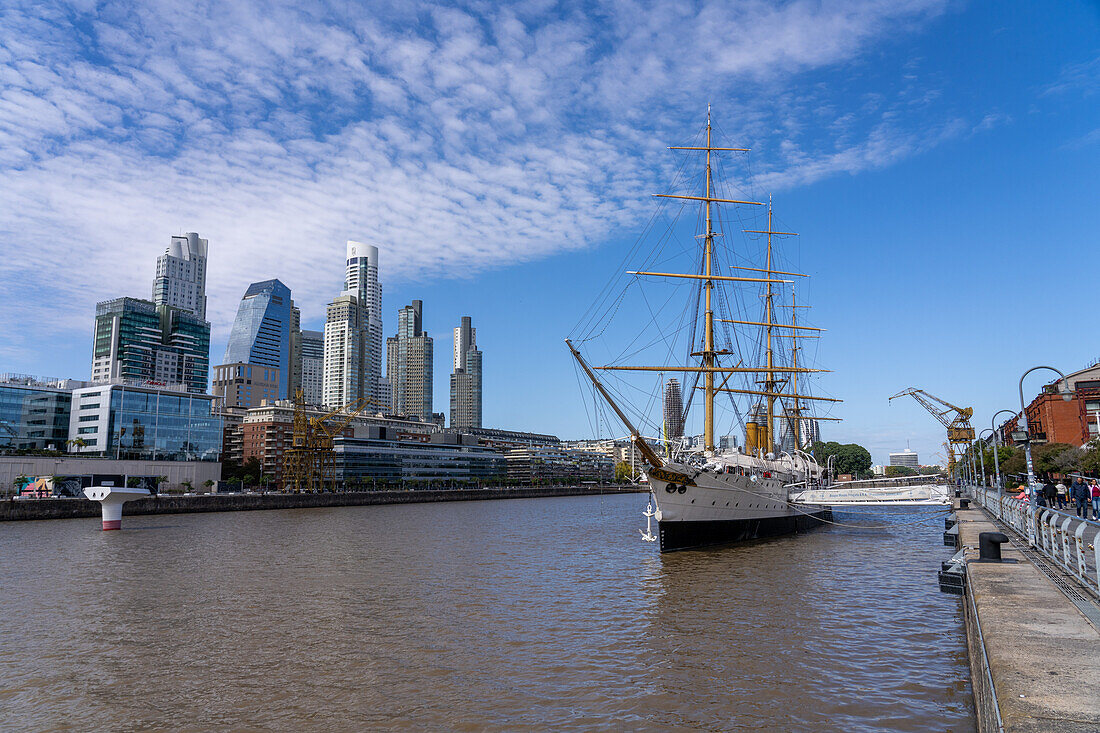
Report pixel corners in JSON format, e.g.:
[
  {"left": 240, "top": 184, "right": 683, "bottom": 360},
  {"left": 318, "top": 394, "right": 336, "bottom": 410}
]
[{"left": 567, "top": 109, "right": 839, "bottom": 552}]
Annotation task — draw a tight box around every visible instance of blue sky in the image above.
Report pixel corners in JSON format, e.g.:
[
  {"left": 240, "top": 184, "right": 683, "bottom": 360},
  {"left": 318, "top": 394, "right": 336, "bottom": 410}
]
[{"left": 1, "top": 0, "right": 1098, "bottom": 464}]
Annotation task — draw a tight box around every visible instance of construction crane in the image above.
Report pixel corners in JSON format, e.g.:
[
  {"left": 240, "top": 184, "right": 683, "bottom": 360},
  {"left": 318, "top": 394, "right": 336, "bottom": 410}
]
[
  {"left": 282, "top": 392, "right": 376, "bottom": 493},
  {"left": 889, "top": 388, "right": 975, "bottom": 475}
]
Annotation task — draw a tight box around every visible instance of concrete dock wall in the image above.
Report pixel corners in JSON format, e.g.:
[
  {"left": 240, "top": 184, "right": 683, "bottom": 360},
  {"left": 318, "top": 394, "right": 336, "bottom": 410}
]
[
  {"left": 0, "top": 485, "right": 645, "bottom": 522},
  {"left": 954, "top": 500, "right": 1100, "bottom": 732}
]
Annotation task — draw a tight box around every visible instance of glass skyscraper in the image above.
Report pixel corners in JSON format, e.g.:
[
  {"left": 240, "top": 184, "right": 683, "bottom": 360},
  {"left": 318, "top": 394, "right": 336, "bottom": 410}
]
[
  {"left": 223, "top": 279, "right": 293, "bottom": 399},
  {"left": 91, "top": 297, "right": 211, "bottom": 394}
]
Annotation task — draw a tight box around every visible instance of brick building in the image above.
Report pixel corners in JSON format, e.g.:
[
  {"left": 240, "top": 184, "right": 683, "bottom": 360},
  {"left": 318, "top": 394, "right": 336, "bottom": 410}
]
[
  {"left": 1019, "top": 364, "right": 1100, "bottom": 447},
  {"left": 239, "top": 400, "right": 438, "bottom": 483}
]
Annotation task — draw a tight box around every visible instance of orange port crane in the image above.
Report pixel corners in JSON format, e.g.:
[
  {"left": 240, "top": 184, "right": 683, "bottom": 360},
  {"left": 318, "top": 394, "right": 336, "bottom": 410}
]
[
  {"left": 889, "top": 388, "right": 975, "bottom": 474},
  {"left": 282, "top": 393, "right": 376, "bottom": 493}
]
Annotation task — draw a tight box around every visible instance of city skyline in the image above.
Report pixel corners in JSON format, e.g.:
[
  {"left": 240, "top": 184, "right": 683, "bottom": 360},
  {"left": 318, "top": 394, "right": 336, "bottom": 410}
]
[{"left": 1, "top": 2, "right": 1099, "bottom": 463}]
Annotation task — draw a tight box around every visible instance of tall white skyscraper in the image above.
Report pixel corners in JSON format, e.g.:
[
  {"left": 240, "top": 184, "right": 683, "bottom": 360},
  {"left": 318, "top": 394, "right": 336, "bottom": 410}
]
[
  {"left": 450, "top": 316, "right": 481, "bottom": 429},
  {"left": 153, "top": 232, "right": 208, "bottom": 319},
  {"left": 322, "top": 241, "right": 384, "bottom": 408}
]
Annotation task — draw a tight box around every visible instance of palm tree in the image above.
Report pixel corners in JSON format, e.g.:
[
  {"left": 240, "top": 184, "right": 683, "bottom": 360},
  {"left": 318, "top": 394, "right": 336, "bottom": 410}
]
[{"left": 203, "top": 479, "right": 215, "bottom": 493}]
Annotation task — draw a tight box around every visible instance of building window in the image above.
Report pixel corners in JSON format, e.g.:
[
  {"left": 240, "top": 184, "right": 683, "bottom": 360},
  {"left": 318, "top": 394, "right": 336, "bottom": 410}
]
[
  {"left": 80, "top": 403, "right": 100, "bottom": 409},
  {"left": 78, "top": 415, "right": 98, "bottom": 422}
]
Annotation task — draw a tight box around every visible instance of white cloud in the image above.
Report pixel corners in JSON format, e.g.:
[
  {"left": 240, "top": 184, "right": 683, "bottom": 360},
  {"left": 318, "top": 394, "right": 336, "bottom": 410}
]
[{"left": 0, "top": 0, "right": 963, "bottom": 361}]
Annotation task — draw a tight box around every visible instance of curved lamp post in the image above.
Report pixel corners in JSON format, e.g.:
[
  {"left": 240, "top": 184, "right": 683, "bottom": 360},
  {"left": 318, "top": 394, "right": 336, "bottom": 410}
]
[
  {"left": 1017, "top": 366, "right": 1075, "bottom": 490},
  {"left": 990, "top": 409, "right": 1017, "bottom": 490}
]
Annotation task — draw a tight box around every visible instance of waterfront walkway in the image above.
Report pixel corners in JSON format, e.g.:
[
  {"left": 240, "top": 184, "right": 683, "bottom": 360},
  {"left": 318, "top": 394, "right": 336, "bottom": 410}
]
[{"left": 956, "top": 492, "right": 1100, "bottom": 732}]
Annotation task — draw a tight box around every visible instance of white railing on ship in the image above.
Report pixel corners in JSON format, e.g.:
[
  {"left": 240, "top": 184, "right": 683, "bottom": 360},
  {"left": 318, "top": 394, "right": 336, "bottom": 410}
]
[{"left": 966, "top": 485, "right": 1100, "bottom": 599}]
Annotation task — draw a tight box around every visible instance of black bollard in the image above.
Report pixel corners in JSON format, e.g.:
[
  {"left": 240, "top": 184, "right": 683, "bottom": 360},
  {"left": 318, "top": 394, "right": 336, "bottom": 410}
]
[
  {"left": 978, "top": 532, "right": 1009, "bottom": 561},
  {"left": 959, "top": 498, "right": 971, "bottom": 509}
]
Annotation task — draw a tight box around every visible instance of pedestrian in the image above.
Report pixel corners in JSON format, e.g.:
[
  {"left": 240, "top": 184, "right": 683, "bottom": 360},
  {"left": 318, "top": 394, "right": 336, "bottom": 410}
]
[
  {"left": 1091, "top": 480, "right": 1100, "bottom": 521},
  {"left": 1039, "top": 478, "right": 1055, "bottom": 507},
  {"left": 1056, "top": 479, "right": 1068, "bottom": 509},
  {"left": 1071, "top": 477, "right": 1090, "bottom": 519}
]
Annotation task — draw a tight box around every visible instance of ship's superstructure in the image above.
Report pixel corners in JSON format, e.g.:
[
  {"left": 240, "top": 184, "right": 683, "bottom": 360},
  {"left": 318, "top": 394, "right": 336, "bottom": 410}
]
[{"left": 568, "top": 110, "right": 841, "bottom": 552}]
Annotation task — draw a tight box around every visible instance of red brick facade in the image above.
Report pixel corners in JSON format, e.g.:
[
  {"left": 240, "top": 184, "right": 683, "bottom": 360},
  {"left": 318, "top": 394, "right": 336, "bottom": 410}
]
[{"left": 1022, "top": 379, "right": 1100, "bottom": 447}]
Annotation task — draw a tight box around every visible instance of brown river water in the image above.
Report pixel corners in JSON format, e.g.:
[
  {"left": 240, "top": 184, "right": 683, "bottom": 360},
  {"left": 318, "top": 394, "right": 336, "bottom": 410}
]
[{"left": 0, "top": 494, "right": 973, "bottom": 731}]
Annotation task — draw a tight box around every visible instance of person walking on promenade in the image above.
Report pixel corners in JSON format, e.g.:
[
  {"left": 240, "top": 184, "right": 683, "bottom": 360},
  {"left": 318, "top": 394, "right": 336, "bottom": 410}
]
[
  {"left": 1039, "top": 478, "right": 1054, "bottom": 508},
  {"left": 1056, "top": 479, "right": 1068, "bottom": 509},
  {"left": 1091, "top": 480, "right": 1100, "bottom": 521},
  {"left": 1071, "top": 477, "right": 1090, "bottom": 518}
]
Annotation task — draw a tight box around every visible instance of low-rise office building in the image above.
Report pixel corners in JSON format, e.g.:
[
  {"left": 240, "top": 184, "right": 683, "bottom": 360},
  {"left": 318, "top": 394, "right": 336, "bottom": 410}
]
[
  {"left": 68, "top": 382, "right": 222, "bottom": 462},
  {"left": 505, "top": 446, "right": 614, "bottom": 484},
  {"left": 0, "top": 374, "right": 86, "bottom": 452},
  {"left": 334, "top": 429, "right": 506, "bottom": 486}
]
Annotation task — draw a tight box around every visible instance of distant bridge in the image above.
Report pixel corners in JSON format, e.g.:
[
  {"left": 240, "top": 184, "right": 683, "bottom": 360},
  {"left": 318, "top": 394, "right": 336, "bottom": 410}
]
[{"left": 789, "top": 474, "right": 950, "bottom": 506}]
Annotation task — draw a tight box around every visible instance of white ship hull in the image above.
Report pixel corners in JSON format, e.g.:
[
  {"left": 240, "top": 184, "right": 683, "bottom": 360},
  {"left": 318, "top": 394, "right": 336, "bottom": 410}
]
[{"left": 647, "top": 462, "right": 830, "bottom": 552}]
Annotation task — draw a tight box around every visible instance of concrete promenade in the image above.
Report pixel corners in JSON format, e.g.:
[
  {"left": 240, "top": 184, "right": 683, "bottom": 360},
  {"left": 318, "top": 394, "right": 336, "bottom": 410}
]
[
  {"left": 956, "top": 499, "right": 1100, "bottom": 731},
  {"left": 0, "top": 485, "right": 646, "bottom": 522}
]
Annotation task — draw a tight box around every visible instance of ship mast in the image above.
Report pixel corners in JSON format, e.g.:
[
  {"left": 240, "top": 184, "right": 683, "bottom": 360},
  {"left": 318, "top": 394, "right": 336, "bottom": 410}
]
[
  {"left": 791, "top": 290, "right": 800, "bottom": 448},
  {"left": 764, "top": 198, "right": 776, "bottom": 453},
  {"left": 702, "top": 109, "right": 716, "bottom": 452},
  {"left": 570, "top": 109, "right": 843, "bottom": 460}
]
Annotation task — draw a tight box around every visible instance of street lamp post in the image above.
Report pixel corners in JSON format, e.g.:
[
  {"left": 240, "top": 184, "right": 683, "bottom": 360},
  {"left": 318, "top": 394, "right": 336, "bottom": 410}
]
[
  {"left": 1018, "top": 366, "right": 1075, "bottom": 491},
  {"left": 990, "top": 409, "right": 1016, "bottom": 490}
]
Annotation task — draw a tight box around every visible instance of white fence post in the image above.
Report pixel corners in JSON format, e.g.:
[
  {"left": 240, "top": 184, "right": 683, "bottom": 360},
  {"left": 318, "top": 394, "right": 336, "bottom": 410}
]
[
  {"left": 1073, "top": 522, "right": 1088, "bottom": 582},
  {"left": 1060, "top": 515, "right": 1074, "bottom": 570}
]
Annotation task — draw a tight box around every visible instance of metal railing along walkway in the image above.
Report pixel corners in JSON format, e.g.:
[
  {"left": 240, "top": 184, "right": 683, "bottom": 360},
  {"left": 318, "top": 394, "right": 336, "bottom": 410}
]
[{"left": 967, "top": 485, "right": 1100, "bottom": 600}]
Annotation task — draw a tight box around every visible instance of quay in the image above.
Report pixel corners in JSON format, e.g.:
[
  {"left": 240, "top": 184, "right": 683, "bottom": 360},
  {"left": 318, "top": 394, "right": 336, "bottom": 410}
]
[
  {"left": 952, "top": 490, "right": 1100, "bottom": 732},
  {"left": 0, "top": 484, "right": 645, "bottom": 522}
]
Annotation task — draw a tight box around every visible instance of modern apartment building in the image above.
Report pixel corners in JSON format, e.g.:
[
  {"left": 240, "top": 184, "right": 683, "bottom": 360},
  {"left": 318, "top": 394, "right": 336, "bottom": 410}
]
[
  {"left": 90, "top": 297, "right": 211, "bottom": 394},
  {"left": 387, "top": 300, "right": 434, "bottom": 422},
  {"left": 889, "top": 449, "right": 919, "bottom": 467},
  {"left": 211, "top": 363, "right": 280, "bottom": 409},
  {"left": 222, "top": 279, "right": 294, "bottom": 399},
  {"left": 153, "top": 232, "right": 208, "bottom": 319},
  {"left": 449, "top": 316, "right": 482, "bottom": 430},
  {"left": 323, "top": 241, "right": 384, "bottom": 409},
  {"left": 299, "top": 330, "right": 324, "bottom": 405}
]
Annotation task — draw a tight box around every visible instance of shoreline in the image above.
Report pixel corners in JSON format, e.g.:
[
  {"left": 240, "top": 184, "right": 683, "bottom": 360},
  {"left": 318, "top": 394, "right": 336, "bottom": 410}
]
[{"left": 0, "top": 485, "right": 647, "bottom": 522}]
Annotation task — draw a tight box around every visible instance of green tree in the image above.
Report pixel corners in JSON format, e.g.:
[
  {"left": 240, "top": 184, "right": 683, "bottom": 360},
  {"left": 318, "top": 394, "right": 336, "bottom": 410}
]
[
  {"left": 181, "top": 480, "right": 194, "bottom": 493},
  {"left": 885, "top": 465, "right": 917, "bottom": 477},
  {"left": 999, "top": 449, "right": 1026, "bottom": 478},
  {"left": 203, "top": 479, "right": 215, "bottom": 492},
  {"left": 1080, "top": 439, "right": 1100, "bottom": 476},
  {"left": 1033, "top": 443, "right": 1076, "bottom": 476},
  {"left": 614, "top": 461, "right": 633, "bottom": 483},
  {"left": 126, "top": 477, "right": 142, "bottom": 488}
]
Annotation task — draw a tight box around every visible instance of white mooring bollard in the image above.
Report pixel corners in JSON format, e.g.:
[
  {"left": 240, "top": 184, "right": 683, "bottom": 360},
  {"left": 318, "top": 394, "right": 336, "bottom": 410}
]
[{"left": 83, "top": 486, "right": 150, "bottom": 530}]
